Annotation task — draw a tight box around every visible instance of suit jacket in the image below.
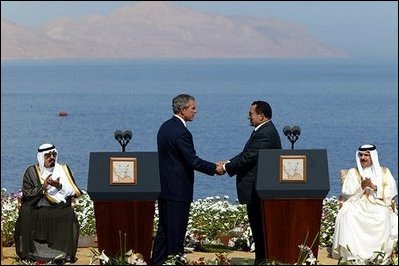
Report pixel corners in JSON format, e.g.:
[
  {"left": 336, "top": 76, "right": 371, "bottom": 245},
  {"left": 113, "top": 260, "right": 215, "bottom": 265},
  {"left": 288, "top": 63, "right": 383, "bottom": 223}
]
[
  {"left": 157, "top": 116, "right": 216, "bottom": 202},
  {"left": 226, "top": 121, "right": 281, "bottom": 204}
]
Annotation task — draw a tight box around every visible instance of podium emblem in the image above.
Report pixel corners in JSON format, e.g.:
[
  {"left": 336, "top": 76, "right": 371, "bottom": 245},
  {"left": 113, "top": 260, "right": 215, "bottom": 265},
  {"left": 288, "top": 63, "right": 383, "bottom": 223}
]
[
  {"left": 109, "top": 157, "right": 138, "bottom": 185},
  {"left": 279, "top": 155, "right": 307, "bottom": 183}
]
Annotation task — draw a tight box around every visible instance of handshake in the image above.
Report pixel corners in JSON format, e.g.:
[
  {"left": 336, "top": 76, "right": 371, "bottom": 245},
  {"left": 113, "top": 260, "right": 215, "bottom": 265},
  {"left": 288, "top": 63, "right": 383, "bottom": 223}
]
[{"left": 215, "top": 161, "right": 228, "bottom": 175}]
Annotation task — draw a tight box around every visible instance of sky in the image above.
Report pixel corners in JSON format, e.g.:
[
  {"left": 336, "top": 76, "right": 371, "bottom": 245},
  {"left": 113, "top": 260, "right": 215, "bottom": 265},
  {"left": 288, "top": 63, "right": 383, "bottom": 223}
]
[{"left": 1, "top": 1, "right": 398, "bottom": 60}]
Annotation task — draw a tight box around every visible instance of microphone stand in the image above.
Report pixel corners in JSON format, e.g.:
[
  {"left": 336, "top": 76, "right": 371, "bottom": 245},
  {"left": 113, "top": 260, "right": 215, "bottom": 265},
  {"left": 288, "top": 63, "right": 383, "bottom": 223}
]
[
  {"left": 115, "top": 130, "right": 132, "bottom": 152},
  {"left": 283, "top": 126, "right": 301, "bottom": 149}
]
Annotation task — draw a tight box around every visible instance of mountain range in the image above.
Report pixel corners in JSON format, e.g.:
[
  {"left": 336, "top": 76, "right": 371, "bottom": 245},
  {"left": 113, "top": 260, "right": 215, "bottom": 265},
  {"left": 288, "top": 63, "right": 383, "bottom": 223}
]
[{"left": 1, "top": 1, "right": 348, "bottom": 59}]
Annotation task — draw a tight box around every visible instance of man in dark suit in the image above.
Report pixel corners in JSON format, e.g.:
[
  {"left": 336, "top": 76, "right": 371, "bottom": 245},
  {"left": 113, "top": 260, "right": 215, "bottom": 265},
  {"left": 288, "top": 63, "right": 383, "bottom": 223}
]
[
  {"left": 223, "top": 100, "right": 282, "bottom": 264},
  {"left": 151, "top": 94, "right": 224, "bottom": 265}
]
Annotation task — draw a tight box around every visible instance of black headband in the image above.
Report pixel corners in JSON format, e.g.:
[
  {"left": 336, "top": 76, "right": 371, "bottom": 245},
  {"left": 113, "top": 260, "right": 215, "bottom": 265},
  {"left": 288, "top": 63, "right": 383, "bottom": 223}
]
[
  {"left": 358, "top": 144, "right": 376, "bottom": 151},
  {"left": 38, "top": 145, "right": 55, "bottom": 152}
]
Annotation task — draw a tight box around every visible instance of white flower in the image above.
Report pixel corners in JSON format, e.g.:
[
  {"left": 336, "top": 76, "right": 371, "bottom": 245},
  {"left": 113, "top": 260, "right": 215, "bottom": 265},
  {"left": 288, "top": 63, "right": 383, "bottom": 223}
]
[
  {"left": 250, "top": 242, "right": 255, "bottom": 252},
  {"left": 306, "top": 254, "right": 317, "bottom": 265},
  {"left": 127, "top": 251, "right": 147, "bottom": 265},
  {"left": 98, "top": 250, "right": 109, "bottom": 263},
  {"left": 125, "top": 249, "right": 133, "bottom": 256}
]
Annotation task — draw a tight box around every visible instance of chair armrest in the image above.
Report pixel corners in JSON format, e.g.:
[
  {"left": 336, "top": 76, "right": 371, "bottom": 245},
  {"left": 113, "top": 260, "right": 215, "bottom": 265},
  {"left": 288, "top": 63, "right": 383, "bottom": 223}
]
[{"left": 391, "top": 200, "right": 398, "bottom": 214}]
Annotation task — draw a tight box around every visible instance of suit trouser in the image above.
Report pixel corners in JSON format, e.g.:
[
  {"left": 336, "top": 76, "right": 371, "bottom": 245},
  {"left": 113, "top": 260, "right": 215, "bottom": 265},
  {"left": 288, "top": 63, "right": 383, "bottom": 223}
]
[
  {"left": 151, "top": 199, "right": 191, "bottom": 265},
  {"left": 247, "top": 196, "right": 267, "bottom": 261}
]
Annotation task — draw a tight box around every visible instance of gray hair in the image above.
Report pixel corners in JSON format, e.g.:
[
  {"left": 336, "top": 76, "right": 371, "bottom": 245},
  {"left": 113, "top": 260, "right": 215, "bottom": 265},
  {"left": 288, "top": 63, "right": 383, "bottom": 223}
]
[{"left": 172, "top": 94, "right": 195, "bottom": 114}]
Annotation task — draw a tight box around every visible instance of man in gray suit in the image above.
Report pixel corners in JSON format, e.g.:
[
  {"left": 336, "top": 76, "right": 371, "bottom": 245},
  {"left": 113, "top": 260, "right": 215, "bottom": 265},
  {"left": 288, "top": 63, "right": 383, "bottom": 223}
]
[{"left": 223, "top": 100, "right": 282, "bottom": 264}]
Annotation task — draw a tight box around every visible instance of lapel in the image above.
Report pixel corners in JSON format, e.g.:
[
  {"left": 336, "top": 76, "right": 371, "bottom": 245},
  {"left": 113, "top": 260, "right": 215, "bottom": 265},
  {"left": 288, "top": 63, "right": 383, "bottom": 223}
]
[
  {"left": 243, "top": 122, "right": 270, "bottom": 150},
  {"left": 243, "top": 130, "right": 256, "bottom": 150}
]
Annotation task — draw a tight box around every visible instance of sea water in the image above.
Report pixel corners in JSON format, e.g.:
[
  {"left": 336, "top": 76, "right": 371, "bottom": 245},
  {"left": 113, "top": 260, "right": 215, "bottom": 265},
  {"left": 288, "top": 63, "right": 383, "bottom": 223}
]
[{"left": 1, "top": 58, "right": 397, "bottom": 201}]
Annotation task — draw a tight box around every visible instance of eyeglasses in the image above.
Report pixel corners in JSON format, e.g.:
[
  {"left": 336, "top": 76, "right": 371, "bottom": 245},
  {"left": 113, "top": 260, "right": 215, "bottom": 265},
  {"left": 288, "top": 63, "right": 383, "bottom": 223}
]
[
  {"left": 44, "top": 151, "right": 57, "bottom": 159},
  {"left": 248, "top": 111, "right": 263, "bottom": 117}
]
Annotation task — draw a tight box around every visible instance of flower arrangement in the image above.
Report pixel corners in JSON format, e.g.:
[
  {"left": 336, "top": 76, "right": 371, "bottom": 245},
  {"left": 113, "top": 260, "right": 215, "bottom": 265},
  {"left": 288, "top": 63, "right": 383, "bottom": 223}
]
[
  {"left": 164, "top": 253, "right": 231, "bottom": 265},
  {"left": 336, "top": 242, "right": 399, "bottom": 265},
  {"left": 90, "top": 248, "right": 147, "bottom": 265},
  {"left": 1, "top": 188, "right": 21, "bottom": 246},
  {"left": 89, "top": 231, "right": 146, "bottom": 265},
  {"left": 296, "top": 232, "right": 318, "bottom": 265},
  {"left": 0, "top": 191, "right": 337, "bottom": 249},
  {"left": 2, "top": 187, "right": 397, "bottom": 265},
  {"left": 73, "top": 191, "right": 96, "bottom": 236},
  {"left": 319, "top": 196, "right": 339, "bottom": 247},
  {"left": 0, "top": 188, "right": 97, "bottom": 247},
  {"left": 185, "top": 196, "right": 252, "bottom": 251}
]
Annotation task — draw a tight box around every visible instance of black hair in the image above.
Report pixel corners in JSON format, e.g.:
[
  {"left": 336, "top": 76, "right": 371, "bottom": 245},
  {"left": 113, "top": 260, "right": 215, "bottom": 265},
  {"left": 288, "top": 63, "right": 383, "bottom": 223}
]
[{"left": 252, "top": 100, "right": 272, "bottom": 119}]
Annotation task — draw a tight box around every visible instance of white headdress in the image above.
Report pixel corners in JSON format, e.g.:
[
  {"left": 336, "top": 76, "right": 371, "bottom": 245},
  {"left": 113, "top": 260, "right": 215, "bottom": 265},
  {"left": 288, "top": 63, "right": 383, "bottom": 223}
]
[
  {"left": 356, "top": 144, "right": 383, "bottom": 198},
  {"left": 37, "top": 143, "right": 76, "bottom": 203},
  {"left": 37, "top": 143, "right": 58, "bottom": 176}
]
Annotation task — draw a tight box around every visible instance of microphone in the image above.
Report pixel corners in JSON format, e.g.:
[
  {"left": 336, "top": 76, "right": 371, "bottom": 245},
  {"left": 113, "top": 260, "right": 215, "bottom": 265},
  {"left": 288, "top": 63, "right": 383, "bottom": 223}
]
[
  {"left": 283, "top": 126, "right": 292, "bottom": 136},
  {"left": 123, "top": 130, "right": 133, "bottom": 141},
  {"left": 283, "top": 125, "right": 301, "bottom": 149},
  {"left": 114, "top": 129, "right": 133, "bottom": 152},
  {"left": 114, "top": 130, "right": 123, "bottom": 142},
  {"left": 292, "top": 126, "right": 301, "bottom": 136}
]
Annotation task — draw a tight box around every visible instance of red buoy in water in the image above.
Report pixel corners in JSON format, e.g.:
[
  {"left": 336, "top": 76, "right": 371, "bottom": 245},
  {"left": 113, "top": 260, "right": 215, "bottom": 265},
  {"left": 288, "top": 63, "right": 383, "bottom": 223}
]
[{"left": 59, "top": 111, "right": 68, "bottom": 117}]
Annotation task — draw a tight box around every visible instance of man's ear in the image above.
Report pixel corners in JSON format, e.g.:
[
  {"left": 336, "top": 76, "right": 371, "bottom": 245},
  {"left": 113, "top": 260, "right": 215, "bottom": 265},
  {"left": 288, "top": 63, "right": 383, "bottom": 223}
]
[{"left": 261, "top": 114, "right": 267, "bottom": 121}]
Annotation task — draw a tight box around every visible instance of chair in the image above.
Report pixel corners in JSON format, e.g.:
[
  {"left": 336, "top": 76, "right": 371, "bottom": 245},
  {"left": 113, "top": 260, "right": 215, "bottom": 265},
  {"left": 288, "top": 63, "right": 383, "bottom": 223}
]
[{"left": 338, "top": 169, "right": 349, "bottom": 209}]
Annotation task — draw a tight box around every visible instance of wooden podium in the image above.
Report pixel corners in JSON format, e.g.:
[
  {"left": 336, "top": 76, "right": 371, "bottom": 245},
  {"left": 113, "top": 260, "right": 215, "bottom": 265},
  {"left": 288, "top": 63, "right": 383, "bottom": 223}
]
[
  {"left": 256, "top": 149, "right": 330, "bottom": 264},
  {"left": 87, "top": 152, "right": 160, "bottom": 263}
]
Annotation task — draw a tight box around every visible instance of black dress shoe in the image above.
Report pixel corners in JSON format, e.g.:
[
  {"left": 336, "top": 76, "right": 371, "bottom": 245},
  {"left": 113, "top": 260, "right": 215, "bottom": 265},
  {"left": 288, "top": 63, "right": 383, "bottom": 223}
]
[
  {"left": 65, "top": 254, "right": 77, "bottom": 263},
  {"left": 53, "top": 257, "right": 65, "bottom": 265},
  {"left": 254, "top": 258, "right": 268, "bottom": 265}
]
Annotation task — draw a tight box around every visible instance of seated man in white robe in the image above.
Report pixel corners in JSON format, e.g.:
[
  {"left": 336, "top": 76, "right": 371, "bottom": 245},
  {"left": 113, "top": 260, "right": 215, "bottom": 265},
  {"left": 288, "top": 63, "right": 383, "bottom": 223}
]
[
  {"left": 332, "top": 144, "right": 398, "bottom": 264},
  {"left": 14, "top": 143, "right": 82, "bottom": 263}
]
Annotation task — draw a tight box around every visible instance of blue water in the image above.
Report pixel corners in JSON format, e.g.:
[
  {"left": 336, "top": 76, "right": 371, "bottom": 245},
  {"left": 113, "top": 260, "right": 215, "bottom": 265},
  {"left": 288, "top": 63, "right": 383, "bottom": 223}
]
[{"left": 1, "top": 59, "right": 398, "bottom": 201}]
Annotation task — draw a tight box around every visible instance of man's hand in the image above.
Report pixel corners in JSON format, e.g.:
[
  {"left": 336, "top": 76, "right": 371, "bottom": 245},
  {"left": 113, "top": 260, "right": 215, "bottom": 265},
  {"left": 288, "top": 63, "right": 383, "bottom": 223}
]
[
  {"left": 215, "top": 161, "right": 226, "bottom": 175},
  {"left": 46, "top": 175, "right": 62, "bottom": 190},
  {"left": 361, "top": 178, "right": 377, "bottom": 191},
  {"left": 361, "top": 178, "right": 371, "bottom": 189}
]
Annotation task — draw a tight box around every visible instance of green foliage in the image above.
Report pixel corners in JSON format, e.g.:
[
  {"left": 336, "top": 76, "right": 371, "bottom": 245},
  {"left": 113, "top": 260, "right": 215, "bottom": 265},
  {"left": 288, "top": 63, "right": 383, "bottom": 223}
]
[
  {"left": 337, "top": 242, "right": 398, "bottom": 265},
  {"left": 164, "top": 253, "right": 231, "bottom": 265},
  {"left": 185, "top": 196, "right": 252, "bottom": 251},
  {"left": 90, "top": 248, "right": 146, "bottom": 265},
  {"left": 1, "top": 191, "right": 336, "bottom": 250},
  {"left": 73, "top": 192, "right": 96, "bottom": 236},
  {"left": 89, "top": 231, "right": 146, "bottom": 265},
  {"left": 0, "top": 188, "right": 97, "bottom": 247},
  {"left": 319, "top": 196, "right": 339, "bottom": 247},
  {"left": 1, "top": 188, "right": 20, "bottom": 246},
  {"left": 4, "top": 187, "right": 398, "bottom": 265}
]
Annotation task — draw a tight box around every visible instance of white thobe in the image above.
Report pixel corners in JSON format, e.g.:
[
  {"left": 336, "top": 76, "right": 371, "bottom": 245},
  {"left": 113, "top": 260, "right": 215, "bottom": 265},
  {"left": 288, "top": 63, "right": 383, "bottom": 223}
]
[
  {"left": 332, "top": 167, "right": 398, "bottom": 263},
  {"left": 39, "top": 163, "right": 80, "bottom": 203}
]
